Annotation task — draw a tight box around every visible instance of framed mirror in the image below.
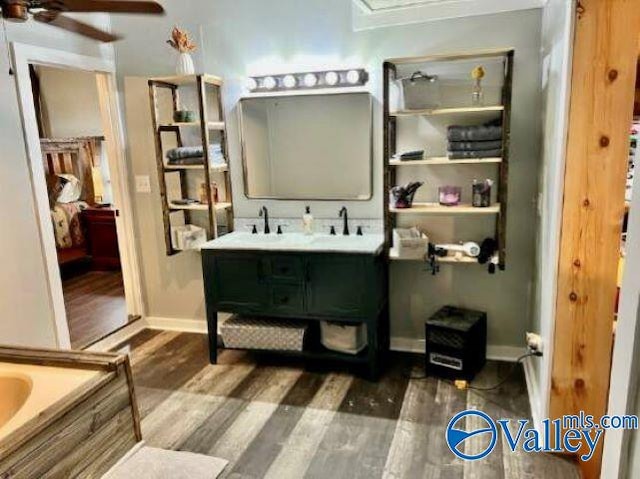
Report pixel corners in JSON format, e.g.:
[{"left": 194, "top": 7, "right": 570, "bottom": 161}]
[{"left": 239, "top": 92, "right": 373, "bottom": 200}]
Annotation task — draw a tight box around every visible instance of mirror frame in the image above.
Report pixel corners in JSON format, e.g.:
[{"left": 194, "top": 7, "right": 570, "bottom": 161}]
[{"left": 238, "top": 91, "right": 374, "bottom": 201}]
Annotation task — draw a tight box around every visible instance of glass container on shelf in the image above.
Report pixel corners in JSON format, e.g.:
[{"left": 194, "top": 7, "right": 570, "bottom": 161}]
[{"left": 471, "top": 65, "right": 485, "bottom": 106}]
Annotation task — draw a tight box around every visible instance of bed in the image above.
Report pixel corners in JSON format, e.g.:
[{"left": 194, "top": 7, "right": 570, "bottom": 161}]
[{"left": 41, "top": 137, "right": 104, "bottom": 266}]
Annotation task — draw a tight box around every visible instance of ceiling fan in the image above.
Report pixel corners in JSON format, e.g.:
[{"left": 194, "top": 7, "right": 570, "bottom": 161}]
[{"left": 1, "top": 0, "right": 165, "bottom": 42}]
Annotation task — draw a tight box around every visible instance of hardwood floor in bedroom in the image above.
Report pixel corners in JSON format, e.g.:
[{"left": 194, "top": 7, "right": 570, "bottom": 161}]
[
  {"left": 63, "top": 270, "right": 130, "bottom": 349},
  {"left": 114, "top": 329, "right": 579, "bottom": 479}
]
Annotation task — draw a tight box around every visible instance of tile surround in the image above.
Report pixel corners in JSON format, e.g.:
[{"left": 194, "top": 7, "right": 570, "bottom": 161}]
[{"left": 234, "top": 217, "right": 384, "bottom": 235}]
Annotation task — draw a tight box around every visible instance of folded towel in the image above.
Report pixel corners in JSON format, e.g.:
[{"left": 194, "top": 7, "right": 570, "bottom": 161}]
[
  {"left": 168, "top": 157, "right": 207, "bottom": 166},
  {"left": 448, "top": 149, "right": 503, "bottom": 159},
  {"left": 167, "top": 145, "right": 222, "bottom": 161},
  {"left": 447, "top": 125, "right": 503, "bottom": 142},
  {"left": 448, "top": 140, "right": 503, "bottom": 152}
]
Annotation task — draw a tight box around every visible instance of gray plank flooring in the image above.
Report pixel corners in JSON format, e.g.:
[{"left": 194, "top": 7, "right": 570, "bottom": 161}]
[{"left": 115, "top": 330, "right": 579, "bottom": 479}]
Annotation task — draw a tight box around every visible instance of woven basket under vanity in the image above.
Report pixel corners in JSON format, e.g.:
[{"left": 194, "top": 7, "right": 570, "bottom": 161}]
[{"left": 221, "top": 316, "right": 308, "bottom": 352}]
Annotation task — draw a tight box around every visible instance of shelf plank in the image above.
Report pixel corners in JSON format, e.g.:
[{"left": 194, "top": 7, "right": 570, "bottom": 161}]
[
  {"left": 149, "top": 74, "right": 223, "bottom": 86},
  {"left": 390, "top": 203, "right": 501, "bottom": 215},
  {"left": 385, "top": 48, "right": 514, "bottom": 65},
  {"left": 224, "top": 346, "right": 370, "bottom": 364},
  {"left": 164, "top": 163, "right": 228, "bottom": 172},
  {"left": 169, "top": 202, "right": 232, "bottom": 212},
  {"left": 389, "top": 248, "right": 496, "bottom": 264},
  {"left": 159, "top": 121, "right": 225, "bottom": 130},
  {"left": 389, "top": 157, "right": 502, "bottom": 166},
  {"left": 389, "top": 249, "right": 480, "bottom": 264},
  {"left": 390, "top": 105, "right": 504, "bottom": 117}
]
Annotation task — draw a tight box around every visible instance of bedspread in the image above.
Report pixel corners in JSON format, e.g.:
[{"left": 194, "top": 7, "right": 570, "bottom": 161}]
[{"left": 51, "top": 201, "right": 89, "bottom": 249}]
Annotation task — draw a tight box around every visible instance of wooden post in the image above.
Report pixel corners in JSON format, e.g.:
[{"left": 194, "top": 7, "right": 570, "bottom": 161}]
[
  {"left": 550, "top": 1, "right": 640, "bottom": 477},
  {"left": 196, "top": 75, "right": 218, "bottom": 239},
  {"left": 382, "top": 61, "right": 396, "bottom": 249}
]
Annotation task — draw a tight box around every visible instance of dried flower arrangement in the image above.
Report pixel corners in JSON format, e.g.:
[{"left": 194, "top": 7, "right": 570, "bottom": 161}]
[{"left": 167, "top": 26, "right": 197, "bottom": 53}]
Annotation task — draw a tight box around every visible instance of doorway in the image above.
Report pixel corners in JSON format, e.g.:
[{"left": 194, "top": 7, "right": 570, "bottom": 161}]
[{"left": 11, "top": 43, "right": 143, "bottom": 350}]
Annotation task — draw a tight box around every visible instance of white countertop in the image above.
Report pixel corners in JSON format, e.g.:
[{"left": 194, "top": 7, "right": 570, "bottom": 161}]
[{"left": 201, "top": 232, "right": 385, "bottom": 255}]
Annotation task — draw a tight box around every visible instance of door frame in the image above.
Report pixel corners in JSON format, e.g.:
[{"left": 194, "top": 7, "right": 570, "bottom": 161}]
[
  {"left": 11, "top": 42, "right": 144, "bottom": 349},
  {"left": 603, "top": 156, "right": 640, "bottom": 478},
  {"left": 548, "top": 1, "right": 640, "bottom": 476}
]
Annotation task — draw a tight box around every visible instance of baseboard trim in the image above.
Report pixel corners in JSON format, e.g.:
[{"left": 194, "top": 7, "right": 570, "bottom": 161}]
[
  {"left": 141, "top": 321, "right": 527, "bottom": 363},
  {"left": 86, "top": 319, "right": 146, "bottom": 352},
  {"left": 145, "top": 314, "right": 234, "bottom": 335},
  {"left": 145, "top": 316, "right": 209, "bottom": 334},
  {"left": 390, "top": 337, "right": 527, "bottom": 362}
]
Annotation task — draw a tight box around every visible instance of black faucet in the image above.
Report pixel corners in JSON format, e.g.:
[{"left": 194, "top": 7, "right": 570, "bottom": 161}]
[
  {"left": 339, "top": 207, "right": 349, "bottom": 236},
  {"left": 259, "top": 206, "right": 270, "bottom": 234}
]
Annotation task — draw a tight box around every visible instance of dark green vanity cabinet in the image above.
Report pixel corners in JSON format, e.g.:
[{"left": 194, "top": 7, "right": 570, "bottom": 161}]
[{"left": 202, "top": 249, "right": 389, "bottom": 377}]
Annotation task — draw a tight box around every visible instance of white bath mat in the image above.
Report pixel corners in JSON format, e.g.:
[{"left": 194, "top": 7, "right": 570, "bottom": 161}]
[{"left": 103, "top": 446, "right": 228, "bottom": 479}]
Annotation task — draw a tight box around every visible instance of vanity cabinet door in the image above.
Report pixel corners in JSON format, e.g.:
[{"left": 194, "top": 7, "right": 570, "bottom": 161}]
[
  {"left": 305, "top": 256, "right": 366, "bottom": 318},
  {"left": 208, "top": 254, "right": 269, "bottom": 313}
]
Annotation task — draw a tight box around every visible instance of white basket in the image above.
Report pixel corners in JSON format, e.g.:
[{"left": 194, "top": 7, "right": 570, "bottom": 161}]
[
  {"left": 171, "top": 225, "right": 207, "bottom": 251},
  {"left": 393, "top": 228, "right": 429, "bottom": 260},
  {"left": 221, "top": 316, "right": 307, "bottom": 352},
  {"left": 320, "top": 322, "right": 367, "bottom": 355},
  {"left": 396, "top": 72, "right": 441, "bottom": 110}
]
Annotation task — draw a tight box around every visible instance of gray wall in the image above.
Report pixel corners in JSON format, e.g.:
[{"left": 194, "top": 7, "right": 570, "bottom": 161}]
[
  {"left": 115, "top": 1, "right": 544, "bottom": 350},
  {"left": 0, "top": 16, "right": 113, "bottom": 347},
  {"left": 37, "top": 66, "right": 103, "bottom": 138}
]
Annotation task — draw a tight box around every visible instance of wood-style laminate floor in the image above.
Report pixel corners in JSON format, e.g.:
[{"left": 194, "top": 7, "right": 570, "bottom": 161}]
[
  {"left": 63, "top": 270, "right": 129, "bottom": 349},
  {"left": 115, "top": 330, "right": 580, "bottom": 479}
]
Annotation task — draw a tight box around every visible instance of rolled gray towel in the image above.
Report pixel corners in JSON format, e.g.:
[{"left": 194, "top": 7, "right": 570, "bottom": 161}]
[
  {"left": 167, "top": 144, "right": 222, "bottom": 161},
  {"left": 448, "top": 140, "right": 503, "bottom": 151},
  {"left": 447, "top": 125, "right": 503, "bottom": 142},
  {"left": 448, "top": 149, "right": 503, "bottom": 159}
]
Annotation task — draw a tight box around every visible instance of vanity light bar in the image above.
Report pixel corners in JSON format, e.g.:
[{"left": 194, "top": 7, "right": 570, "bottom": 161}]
[{"left": 248, "top": 69, "right": 369, "bottom": 92}]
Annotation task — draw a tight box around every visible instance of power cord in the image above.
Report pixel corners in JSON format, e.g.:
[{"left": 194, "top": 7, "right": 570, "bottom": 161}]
[
  {"left": 462, "top": 351, "right": 541, "bottom": 391},
  {"left": 406, "top": 351, "right": 542, "bottom": 390}
]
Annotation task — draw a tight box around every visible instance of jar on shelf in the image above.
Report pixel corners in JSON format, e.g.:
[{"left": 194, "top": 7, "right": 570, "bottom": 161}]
[
  {"left": 438, "top": 186, "right": 462, "bottom": 206},
  {"left": 472, "top": 179, "right": 493, "bottom": 207}
]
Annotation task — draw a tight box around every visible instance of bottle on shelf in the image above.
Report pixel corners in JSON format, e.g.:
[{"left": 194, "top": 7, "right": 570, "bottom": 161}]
[{"left": 303, "top": 206, "right": 314, "bottom": 235}]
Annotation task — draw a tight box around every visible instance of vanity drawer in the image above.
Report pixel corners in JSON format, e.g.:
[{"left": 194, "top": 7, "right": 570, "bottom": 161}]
[
  {"left": 268, "top": 256, "right": 304, "bottom": 282},
  {"left": 270, "top": 284, "right": 304, "bottom": 313}
]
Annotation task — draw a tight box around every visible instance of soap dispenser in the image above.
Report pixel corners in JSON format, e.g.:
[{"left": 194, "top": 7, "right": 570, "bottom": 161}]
[{"left": 303, "top": 206, "right": 314, "bottom": 235}]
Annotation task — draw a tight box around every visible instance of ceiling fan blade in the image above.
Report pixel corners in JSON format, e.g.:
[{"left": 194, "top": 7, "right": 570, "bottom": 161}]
[
  {"left": 40, "top": 0, "right": 164, "bottom": 14},
  {"left": 34, "top": 12, "right": 121, "bottom": 42}
]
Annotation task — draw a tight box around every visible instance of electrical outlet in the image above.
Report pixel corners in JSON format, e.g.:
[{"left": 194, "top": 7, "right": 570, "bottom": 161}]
[
  {"left": 526, "top": 332, "right": 543, "bottom": 355},
  {"left": 135, "top": 175, "right": 151, "bottom": 193}
]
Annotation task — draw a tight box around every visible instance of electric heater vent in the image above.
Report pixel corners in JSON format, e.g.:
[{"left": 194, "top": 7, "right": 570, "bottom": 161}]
[{"left": 427, "top": 329, "right": 464, "bottom": 349}]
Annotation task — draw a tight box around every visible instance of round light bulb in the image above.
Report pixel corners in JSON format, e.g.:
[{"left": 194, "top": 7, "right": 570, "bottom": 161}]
[
  {"left": 282, "top": 74, "right": 297, "bottom": 89},
  {"left": 246, "top": 77, "right": 258, "bottom": 91},
  {"left": 325, "top": 71, "right": 339, "bottom": 86},
  {"left": 303, "top": 73, "right": 318, "bottom": 88},
  {"left": 346, "top": 70, "right": 361, "bottom": 85},
  {"left": 263, "top": 76, "right": 277, "bottom": 90}
]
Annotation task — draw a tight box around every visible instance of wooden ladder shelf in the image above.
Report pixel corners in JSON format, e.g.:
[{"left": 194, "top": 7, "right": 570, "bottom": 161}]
[
  {"left": 383, "top": 48, "right": 514, "bottom": 270},
  {"left": 148, "top": 74, "right": 234, "bottom": 256}
]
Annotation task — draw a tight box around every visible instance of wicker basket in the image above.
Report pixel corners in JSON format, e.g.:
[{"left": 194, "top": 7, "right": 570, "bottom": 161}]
[
  {"left": 393, "top": 228, "right": 429, "bottom": 260},
  {"left": 221, "top": 316, "right": 308, "bottom": 352}
]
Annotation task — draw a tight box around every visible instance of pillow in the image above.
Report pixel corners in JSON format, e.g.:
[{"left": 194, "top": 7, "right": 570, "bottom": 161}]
[
  {"left": 56, "top": 174, "right": 82, "bottom": 204},
  {"left": 46, "top": 175, "right": 64, "bottom": 209}
]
